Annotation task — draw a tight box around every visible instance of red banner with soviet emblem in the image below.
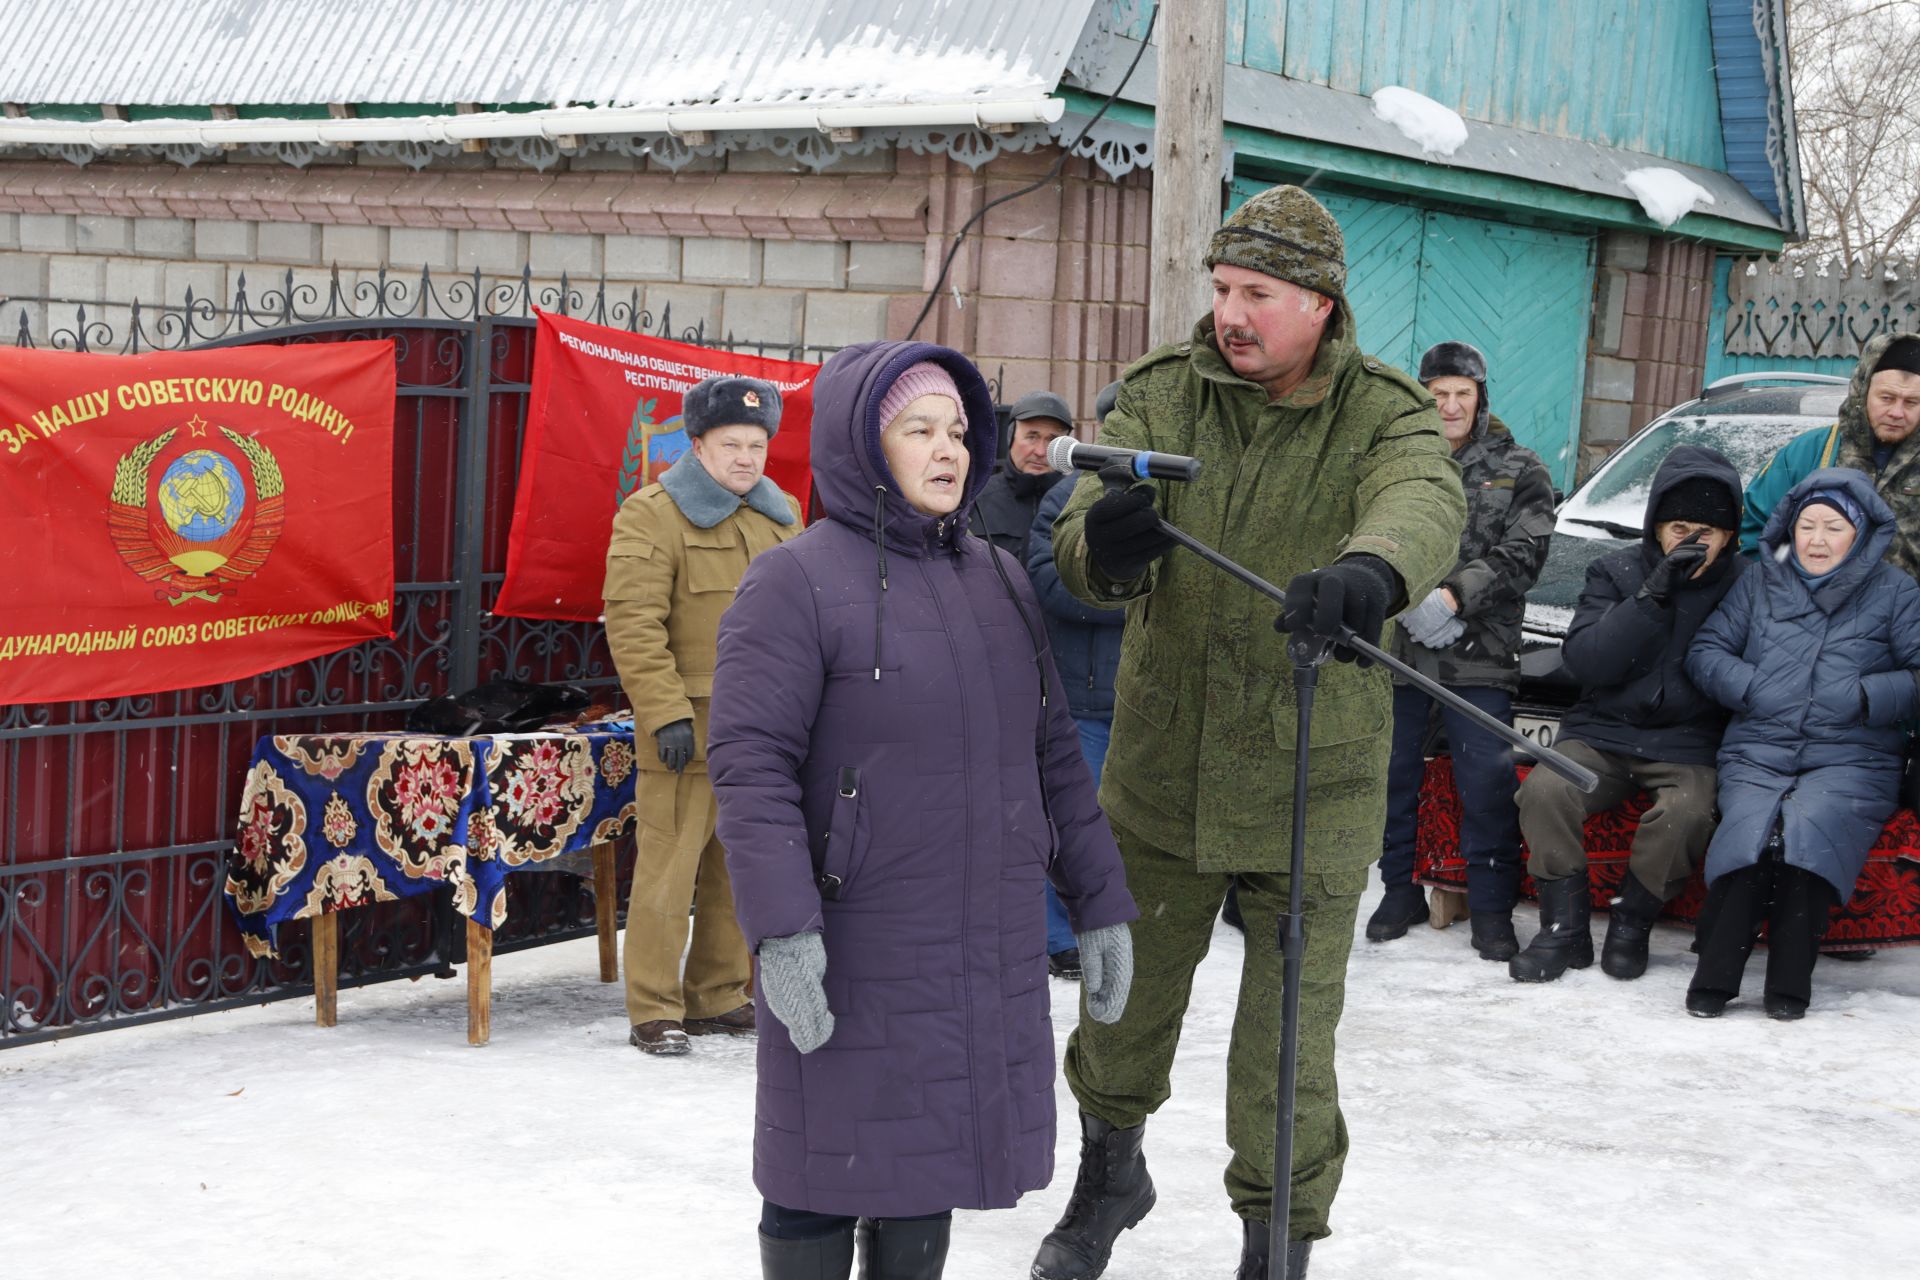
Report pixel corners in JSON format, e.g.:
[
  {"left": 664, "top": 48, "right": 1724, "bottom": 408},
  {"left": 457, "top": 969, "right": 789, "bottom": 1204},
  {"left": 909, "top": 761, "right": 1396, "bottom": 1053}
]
[
  {"left": 494, "top": 310, "right": 818, "bottom": 621},
  {"left": 0, "top": 341, "right": 396, "bottom": 704}
]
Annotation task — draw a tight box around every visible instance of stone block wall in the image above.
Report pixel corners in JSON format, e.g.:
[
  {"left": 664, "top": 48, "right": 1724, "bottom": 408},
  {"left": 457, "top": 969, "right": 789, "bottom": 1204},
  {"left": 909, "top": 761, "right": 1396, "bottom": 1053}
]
[
  {"left": 1578, "top": 231, "right": 1717, "bottom": 480},
  {"left": 0, "top": 152, "right": 939, "bottom": 365},
  {"left": 0, "top": 147, "right": 1150, "bottom": 434}
]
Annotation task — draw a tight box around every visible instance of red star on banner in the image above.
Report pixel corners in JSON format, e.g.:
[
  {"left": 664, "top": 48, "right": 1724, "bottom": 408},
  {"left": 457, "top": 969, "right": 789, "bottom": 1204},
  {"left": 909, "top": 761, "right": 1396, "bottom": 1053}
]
[{"left": 186, "top": 414, "right": 209, "bottom": 437}]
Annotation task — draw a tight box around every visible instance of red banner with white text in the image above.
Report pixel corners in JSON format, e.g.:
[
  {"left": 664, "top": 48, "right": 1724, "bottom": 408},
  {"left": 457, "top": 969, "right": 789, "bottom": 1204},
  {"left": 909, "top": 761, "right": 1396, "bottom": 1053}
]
[
  {"left": 494, "top": 311, "right": 818, "bottom": 621},
  {"left": 0, "top": 341, "right": 396, "bottom": 705}
]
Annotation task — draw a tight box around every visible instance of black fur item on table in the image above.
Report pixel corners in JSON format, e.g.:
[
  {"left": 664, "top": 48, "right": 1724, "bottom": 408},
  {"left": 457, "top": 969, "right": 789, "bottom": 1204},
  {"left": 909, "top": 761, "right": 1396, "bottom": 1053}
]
[{"left": 404, "top": 678, "right": 594, "bottom": 737}]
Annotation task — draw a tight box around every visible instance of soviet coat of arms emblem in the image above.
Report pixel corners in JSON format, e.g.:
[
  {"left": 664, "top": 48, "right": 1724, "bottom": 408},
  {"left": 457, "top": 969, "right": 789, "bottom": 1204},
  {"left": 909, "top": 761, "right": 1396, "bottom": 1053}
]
[{"left": 108, "top": 421, "right": 285, "bottom": 604}]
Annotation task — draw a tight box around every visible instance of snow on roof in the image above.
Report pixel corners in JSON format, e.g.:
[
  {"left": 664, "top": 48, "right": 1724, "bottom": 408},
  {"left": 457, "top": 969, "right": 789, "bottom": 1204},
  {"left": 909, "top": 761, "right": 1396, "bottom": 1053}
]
[
  {"left": 1370, "top": 86, "right": 1467, "bottom": 158},
  {"left": 0, "top": 0, "right": 1095, "bottom": 110},
  {"left": 1623, "top": 167, "right": 1718, "bottom": 228}
]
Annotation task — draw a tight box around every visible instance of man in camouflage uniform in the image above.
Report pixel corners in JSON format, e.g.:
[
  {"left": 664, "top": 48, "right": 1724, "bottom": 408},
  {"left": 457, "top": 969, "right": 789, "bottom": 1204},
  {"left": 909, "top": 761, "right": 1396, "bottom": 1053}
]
[
  {"left": 1740, "top": 331, "right": 1920, "bottom": 582},
  {"left": 1367, "top": 342, "right": 1555, "bottom": 958},
  {"left": 1030, "top": 186, "right": 1466, "bottom": 1280}
]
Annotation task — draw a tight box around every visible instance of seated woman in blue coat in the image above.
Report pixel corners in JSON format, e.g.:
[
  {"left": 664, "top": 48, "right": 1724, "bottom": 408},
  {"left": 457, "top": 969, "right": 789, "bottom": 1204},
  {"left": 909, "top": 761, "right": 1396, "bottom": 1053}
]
[{"left": 1684, "top": 468, "right": 1920, "bottom": 1020}]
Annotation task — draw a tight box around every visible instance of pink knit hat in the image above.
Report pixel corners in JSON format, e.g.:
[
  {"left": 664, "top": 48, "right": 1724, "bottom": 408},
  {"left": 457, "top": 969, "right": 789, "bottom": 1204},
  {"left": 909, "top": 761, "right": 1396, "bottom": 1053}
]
[{"left": 877, "top": 361, "right": 966, "bottom": 431}]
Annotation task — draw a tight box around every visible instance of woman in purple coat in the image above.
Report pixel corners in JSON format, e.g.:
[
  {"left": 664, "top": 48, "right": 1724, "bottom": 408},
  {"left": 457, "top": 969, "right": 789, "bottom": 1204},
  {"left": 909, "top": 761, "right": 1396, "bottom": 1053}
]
[{"left": 707, "top": 341, "right": 1138, "bottom": 1280}]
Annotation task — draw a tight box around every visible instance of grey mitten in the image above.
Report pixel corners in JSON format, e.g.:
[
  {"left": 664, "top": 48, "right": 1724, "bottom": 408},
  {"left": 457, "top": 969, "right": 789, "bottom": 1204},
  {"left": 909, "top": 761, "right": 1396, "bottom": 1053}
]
[
  {"left": 757, "top": 931, "right": 834, "bottom": 1053},
  {"left": 1077, "top": 923, "right": 1133, "bottom": 1024},
  {"left": 1427, "top": 613, "right": 1467, "bottom": 648},
  {"left": 1400, "top": 588, "right": 1458, "bottom": 649}
]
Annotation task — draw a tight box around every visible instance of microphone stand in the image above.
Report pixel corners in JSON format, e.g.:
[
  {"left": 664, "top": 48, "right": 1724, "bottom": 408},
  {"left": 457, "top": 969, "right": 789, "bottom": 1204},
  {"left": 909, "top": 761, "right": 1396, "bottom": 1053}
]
[{"left": 1093, "top": 466, "right": 1598, "bottom": 1277}]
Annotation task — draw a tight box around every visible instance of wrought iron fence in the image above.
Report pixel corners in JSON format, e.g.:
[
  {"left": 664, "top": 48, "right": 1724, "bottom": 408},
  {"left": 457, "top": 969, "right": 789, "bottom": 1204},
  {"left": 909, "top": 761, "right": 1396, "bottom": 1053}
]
[{"left": 0, "top": 266, "right": 839, "bottom": 1048}]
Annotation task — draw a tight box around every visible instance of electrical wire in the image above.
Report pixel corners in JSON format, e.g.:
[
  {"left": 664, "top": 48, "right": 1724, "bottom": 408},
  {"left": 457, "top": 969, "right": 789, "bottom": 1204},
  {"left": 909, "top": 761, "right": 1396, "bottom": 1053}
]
[{"left": 904, "top": 4, "right": 1163, "bottom": 341}]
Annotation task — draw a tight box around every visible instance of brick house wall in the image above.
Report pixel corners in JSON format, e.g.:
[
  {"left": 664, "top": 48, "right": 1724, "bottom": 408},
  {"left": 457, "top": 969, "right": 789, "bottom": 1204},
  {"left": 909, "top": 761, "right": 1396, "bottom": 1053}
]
[
  {"left": 2, "top": 147, "right": 1726, "bottom": 462},
  {"left": 0, "top": 146, "right": 1149, "bottom": 433},
  {"left": 1578, "top": 231, "right": 1718, "bottom": 480},
  {"left": 904, "top": 149, "right": 1150, "bottom": 428}
]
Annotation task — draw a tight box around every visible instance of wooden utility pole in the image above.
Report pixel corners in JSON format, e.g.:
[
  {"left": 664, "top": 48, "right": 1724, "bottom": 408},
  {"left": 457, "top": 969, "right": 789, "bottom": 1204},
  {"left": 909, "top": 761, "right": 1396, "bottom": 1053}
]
[{"left": 1147, "top": 0, "right": 1228, "bottom": 350}]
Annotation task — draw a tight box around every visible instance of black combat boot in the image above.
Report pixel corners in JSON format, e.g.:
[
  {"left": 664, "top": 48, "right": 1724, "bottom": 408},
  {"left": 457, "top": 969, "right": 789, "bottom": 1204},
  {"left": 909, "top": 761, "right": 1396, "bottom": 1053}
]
[
  {"left": 1364, "top": 884, "right": 1428, "bottom": 942},
  {"left": 1468, "top": 911, "right": 1519, "bottom": 961},
  {"left": 1600, "top": 873, "right": 1666, "bottom": 980},
  {"left": 856, "top": 1216, "right": 950, "bottom": 1279},
  {"left": 1234, "top": 1219, "right": 1311, "bottom": 1279},
  {"left": 760, "top": 1223, "right": 856, "bottom": 1280},
  {"left": 1030, "top": 1113, "right": 1156, "bottom": 1279},
  {"left": 1508, "top": 875, "right": 1594, "bottom": 983}
]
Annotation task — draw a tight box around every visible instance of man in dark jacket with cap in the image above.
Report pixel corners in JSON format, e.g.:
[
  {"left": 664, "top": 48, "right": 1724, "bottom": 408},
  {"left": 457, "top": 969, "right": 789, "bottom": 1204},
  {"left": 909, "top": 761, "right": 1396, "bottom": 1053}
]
[
  {"left": 1372, "top": 342, "right": 1555, "bottom": 959},
  {"left": 1510, "top": 445, "right": 1745, "bottom": 984},
  {"left": 970, "top": 390, "right": 1074, "bottom": 563},
  {"left": 1035, "top": 184, "right": 1464, "bottom": 1280},
  {"left": 1027, "top": 381, "right": 1127, "bottom": 980}
]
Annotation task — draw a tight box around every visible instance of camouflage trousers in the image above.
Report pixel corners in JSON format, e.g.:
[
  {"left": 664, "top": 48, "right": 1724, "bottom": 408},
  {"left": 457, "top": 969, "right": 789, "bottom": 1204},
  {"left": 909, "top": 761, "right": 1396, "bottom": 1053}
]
[{"left": 1063, "top": 822, "right": 1366, "bottom": 1239}]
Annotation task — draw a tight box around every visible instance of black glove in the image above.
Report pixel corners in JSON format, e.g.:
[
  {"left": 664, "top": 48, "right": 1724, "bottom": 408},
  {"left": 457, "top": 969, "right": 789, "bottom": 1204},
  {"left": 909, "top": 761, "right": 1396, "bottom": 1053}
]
[
  {"left": 1275, "top": 554, "right": 1400, "bottom": 666},
  {"left": 655, "top": 719, "right": 694, "bottom": 773},
  {"left": 1636, "top": 534, "right": 1710, "bottom": 606},
  {"left": 1082, "top": 483, "right": 1177, "bottom": 582}
]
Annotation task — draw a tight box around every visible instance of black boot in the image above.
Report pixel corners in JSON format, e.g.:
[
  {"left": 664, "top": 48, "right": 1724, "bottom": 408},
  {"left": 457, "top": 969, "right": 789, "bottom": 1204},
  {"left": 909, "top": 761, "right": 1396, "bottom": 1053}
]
[
  {"left": 1600, "top": 873, "right": 1666, "bottom": 980},
  {"left": 1364, "top": 884, "right": 1427, "bottom": 942},
  {"left": 1688, "top": 862, "right": 1770, "bottom": 1012},
  {"left": 1685, "top": 989, "right": 1730, "bottom": 1018},
  {"left": 1468, "top": 911, "right": 1518, "bottom": 961},
  {"left": 1030, "top": 1113, "right": 1156, "bottom": 1280},
  {"left": 1222, "top": 882, "right": 1245, "bottom": 933},
  {"left": 1508, "top": 875, "right": 1593, "bottom": 982},
  {"left": 1234, "top": 1220, "right": 1311, "bottom": 1279},
  {"left": 857, "top": 1217, "right": 950, "bottom": 1279},
  {"left": 760, "top": 1224, "right": 856, "bottom": 1280}
]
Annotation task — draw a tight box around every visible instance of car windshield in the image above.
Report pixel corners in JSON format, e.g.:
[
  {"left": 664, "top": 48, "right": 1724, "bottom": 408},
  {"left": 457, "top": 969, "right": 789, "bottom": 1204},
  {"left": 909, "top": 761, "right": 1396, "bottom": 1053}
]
[{"left": 1557, "top": 413, "right": 1827, "bottom": 536}]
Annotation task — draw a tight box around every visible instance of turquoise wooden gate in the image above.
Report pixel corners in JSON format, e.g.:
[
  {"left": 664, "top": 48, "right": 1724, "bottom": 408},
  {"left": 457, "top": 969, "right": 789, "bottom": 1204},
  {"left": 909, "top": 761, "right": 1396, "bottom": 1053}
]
[{"left": 1230, "top": 180, "right": 1596, "bottom": 486}]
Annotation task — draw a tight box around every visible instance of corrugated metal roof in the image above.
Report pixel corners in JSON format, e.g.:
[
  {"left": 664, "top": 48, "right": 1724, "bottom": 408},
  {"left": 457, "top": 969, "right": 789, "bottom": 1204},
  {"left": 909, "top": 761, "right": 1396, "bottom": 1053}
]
[
  {"left": 1073, "top": 38, "right": 1787, "bottom": 237},
  {"left": 0, "top": 0, "right": 1096, "bottom": 108}
]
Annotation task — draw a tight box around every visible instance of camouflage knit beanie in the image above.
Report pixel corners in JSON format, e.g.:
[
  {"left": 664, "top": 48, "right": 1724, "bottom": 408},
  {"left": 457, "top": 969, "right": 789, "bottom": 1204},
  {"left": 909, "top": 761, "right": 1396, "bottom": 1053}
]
[{"left": 1204, "top": 184, "right": 1347, "bottom": 301}]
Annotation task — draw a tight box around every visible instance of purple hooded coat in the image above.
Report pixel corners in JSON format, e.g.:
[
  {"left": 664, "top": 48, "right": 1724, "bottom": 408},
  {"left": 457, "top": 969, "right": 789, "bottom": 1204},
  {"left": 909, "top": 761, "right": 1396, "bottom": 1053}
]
[{"left": 706, "top": 341, "right": 1137, "bottom": 1218}]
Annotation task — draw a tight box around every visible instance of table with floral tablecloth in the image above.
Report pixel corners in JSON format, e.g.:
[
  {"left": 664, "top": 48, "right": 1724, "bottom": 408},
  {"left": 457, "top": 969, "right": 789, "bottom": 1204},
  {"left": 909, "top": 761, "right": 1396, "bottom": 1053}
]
[{"left": 224, "top": 723, "right": 639, "bottom": 1041}]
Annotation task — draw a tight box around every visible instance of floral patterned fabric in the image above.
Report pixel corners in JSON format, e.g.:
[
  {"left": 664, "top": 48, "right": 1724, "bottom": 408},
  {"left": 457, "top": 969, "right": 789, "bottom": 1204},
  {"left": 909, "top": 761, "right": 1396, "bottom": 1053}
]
[
  {"left": 225, "top": 724, "right": 638, "bottom": 959},
  {"left": 1414, "top": 756, "right": 1920, "bottom": 950}
]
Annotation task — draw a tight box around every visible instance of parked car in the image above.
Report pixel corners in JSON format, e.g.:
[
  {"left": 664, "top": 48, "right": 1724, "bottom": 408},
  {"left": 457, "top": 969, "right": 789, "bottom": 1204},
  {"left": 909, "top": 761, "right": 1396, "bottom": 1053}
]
[{"left": 1510, "top": 373, "right": 1850, "bottom": 751}]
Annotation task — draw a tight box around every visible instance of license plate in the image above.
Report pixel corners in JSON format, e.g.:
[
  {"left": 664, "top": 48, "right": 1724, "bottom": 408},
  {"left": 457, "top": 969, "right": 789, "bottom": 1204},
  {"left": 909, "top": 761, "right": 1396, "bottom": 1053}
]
[{"left": 1513, "top": 714, "right": 1560, "bottom": 754}]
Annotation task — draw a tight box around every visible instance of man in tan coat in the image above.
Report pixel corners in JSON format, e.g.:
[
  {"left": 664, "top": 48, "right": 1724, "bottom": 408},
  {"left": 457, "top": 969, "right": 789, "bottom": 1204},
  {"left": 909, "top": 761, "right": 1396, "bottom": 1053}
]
[{"left": 603, "top": 375, "right": 802, "bottom": 1055}]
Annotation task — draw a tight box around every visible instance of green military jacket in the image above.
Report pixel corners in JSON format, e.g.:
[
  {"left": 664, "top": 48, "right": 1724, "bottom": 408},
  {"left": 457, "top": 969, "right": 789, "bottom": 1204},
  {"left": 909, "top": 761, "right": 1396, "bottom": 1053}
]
[{"left": 1053, "top": 314, "right": 1466, "bottom": 873}]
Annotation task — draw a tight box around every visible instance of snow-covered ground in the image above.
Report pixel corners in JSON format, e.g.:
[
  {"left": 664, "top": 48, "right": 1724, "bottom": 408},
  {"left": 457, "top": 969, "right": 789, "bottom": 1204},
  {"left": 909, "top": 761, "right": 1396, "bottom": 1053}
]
[{"left": 5, "top": 882, "right": 1918, "bottom": 1279}]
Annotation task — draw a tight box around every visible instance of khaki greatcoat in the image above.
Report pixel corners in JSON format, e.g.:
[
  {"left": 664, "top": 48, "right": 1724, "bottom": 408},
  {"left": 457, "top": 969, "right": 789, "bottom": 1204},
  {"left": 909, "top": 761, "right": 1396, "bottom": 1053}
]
[
  {"left": 603, "top": 478, "right": 801, "bottom": 1027},
  {"left": 603, "top": 482, "right": 803, "bottom": 771}
]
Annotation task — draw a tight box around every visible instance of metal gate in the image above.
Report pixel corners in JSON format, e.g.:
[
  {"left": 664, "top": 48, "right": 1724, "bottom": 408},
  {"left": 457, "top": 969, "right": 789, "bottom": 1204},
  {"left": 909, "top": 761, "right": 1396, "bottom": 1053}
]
[{"left": 0, "top": 267, "right": 832, "bottom": 1048}]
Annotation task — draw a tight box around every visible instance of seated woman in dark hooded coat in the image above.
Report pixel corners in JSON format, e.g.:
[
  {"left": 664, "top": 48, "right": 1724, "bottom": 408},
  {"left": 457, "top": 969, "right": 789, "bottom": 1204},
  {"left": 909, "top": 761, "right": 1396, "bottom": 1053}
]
[{"left": 1685, "top": 468, "right": 1920, "bottom": 1020}]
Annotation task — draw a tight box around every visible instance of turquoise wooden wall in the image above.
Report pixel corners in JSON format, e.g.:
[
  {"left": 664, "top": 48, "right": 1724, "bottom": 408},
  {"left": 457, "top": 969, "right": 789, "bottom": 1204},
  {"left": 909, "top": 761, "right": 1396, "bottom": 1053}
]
[
  {"left": 1227, "top": 179, "right": 1595, "bottom": 485},
  {"left": 1137, "top": 1, "right": 1727, "bottom": 170}
]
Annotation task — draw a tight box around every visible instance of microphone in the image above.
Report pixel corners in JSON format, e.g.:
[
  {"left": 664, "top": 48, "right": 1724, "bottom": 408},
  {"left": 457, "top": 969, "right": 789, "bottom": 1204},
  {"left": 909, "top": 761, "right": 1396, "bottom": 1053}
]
[{"left": 1047, "top": 436, "right": 1202, "bottom": 482}]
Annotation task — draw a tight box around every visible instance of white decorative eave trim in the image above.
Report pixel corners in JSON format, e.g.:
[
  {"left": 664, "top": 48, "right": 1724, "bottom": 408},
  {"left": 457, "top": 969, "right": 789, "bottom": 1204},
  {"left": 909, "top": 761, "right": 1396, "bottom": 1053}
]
[{"left": 0, "top": 98, "right": 1066, "bottom": 150}]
